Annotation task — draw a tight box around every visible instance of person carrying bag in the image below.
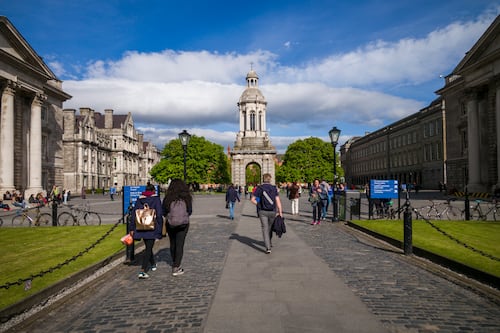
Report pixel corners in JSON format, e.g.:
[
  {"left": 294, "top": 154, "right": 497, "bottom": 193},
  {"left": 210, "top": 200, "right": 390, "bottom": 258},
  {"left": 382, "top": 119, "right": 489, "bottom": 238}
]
[{"left": 129, "top": 184, "right": 163, "bottom": 279}]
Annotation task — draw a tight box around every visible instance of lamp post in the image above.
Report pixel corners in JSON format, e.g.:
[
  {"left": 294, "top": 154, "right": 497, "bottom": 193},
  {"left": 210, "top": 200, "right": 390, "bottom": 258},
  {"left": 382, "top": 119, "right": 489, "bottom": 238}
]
[
  {"left": 178, "top": 130, "right": 191, "bottom": 181},
  {"left": 329, "top": 126, "right": 341, "bottom": 222}
]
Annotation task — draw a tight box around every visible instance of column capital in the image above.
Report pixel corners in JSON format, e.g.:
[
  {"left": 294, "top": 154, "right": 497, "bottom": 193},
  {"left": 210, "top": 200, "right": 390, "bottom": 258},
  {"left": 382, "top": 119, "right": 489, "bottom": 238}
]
[
  {"left": 2, "top": 80, "right": 18, "bottom": 95},
  {"left": 32, "top": 93, "right": 47, "bottom": 107}
]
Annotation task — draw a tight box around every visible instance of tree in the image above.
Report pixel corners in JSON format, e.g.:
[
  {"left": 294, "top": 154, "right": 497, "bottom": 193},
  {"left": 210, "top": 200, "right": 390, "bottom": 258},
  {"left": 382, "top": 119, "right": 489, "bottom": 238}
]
[
  {"left": 276, "top": 137, "right": 344, "bottom": 184},
  {"left": 149, "top": 135, "right": 230, "bottom": 185}
]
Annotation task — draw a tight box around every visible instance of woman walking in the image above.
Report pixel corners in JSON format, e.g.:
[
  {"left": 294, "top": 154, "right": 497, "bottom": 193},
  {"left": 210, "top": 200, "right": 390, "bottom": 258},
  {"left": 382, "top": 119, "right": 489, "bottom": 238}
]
[
  {"left": 163, "top": 179, "right": 193, "bottom": 276},
  {"left": 129, "top": 183, "right": 163, "bottom": 279}
]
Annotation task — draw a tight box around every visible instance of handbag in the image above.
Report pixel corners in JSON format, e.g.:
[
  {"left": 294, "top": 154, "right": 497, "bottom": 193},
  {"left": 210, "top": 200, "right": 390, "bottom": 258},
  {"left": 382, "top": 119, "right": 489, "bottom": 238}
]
[
  {"left": 225, "top": 201, "right": 229, "bottom": 209},
  {"left": 121, "top": 234, "right": 134, "bottom": 246},
  {"left": 135, "top": 203, "right": 156, "bottom": 230}
]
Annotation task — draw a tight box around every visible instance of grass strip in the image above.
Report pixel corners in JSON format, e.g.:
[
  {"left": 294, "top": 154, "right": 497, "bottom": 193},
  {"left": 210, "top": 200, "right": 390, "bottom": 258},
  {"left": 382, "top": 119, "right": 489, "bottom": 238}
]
[
  {"left": 350, "top": 219, "right": 500, "bottom": 277},
  {"left": 0, "top": 224, "right": 126, "bottom": 310}
]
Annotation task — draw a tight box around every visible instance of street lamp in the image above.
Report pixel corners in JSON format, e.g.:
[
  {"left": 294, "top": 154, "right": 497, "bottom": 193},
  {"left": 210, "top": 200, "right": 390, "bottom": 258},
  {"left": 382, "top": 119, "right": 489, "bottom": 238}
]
[
  {"left": 178, "top": 130, "right": 191, "bottom": 181},
  {"left": 329, "top": 126, "right": 341, "bottom": 222}
]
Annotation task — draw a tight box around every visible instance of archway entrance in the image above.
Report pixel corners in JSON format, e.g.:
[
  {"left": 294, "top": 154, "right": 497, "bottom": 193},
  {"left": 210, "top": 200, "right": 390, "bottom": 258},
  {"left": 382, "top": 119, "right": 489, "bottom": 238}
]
[{"left": 246, "top": 163, "right": 261, "bottom": 186}]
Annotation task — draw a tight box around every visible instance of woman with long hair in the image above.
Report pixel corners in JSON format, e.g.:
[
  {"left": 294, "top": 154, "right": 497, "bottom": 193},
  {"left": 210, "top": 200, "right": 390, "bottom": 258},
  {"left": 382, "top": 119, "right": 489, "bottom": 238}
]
[{"left": 162, "top": 179, "right": 193, "bottom": 276}]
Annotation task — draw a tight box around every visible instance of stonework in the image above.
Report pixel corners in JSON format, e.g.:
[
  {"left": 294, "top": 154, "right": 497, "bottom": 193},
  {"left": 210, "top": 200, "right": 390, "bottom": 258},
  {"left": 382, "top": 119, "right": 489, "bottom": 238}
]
[
  {"left": 62, "top": 108, "right": 161, "bottom": 194},
  {"left": 231, "top": 70, "right": 276, "bottom": 186},
  {"left": 0, "top": 16, "right": 160, "bottom": 198},
  {"left": 0, "top": 16, "right": 71, "bottom": 198}
]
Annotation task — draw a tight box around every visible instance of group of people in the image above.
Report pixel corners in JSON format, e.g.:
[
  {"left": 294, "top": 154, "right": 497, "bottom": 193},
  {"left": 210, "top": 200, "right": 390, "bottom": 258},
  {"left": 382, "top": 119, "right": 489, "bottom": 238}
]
[{"left": 129, "top": 179, "right": 192, "bottom": 279}]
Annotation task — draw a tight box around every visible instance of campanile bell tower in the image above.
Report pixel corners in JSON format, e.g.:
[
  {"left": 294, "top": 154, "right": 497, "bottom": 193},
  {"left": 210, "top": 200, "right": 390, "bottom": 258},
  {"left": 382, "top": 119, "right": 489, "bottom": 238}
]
[{"left": 231, "top": 69, "right": 277, "bottom": 186}]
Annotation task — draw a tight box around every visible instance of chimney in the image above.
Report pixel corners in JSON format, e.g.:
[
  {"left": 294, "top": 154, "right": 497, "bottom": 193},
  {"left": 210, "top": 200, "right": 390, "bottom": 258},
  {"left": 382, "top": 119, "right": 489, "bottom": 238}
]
[{"left": 105, "top": 109, "right": 113, "bottom": 129}]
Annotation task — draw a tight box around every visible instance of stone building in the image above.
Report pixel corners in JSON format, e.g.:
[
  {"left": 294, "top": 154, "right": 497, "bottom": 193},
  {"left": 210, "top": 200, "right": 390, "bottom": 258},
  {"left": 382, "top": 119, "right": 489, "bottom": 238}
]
[
  {"left": 63, "top": 108, "right": 160, "bottom": 193},
  {"left": 231, "top": 69, "right": 277, "bottom": 186},
  {"left": 0, "top": 16, "right": 72, "bottom": 198},
  {"left": 437, "top": 15, "right": 500, "bottom": 193},
  {"left": 341, "top": 99, "right": 444, "bottom": 190}
]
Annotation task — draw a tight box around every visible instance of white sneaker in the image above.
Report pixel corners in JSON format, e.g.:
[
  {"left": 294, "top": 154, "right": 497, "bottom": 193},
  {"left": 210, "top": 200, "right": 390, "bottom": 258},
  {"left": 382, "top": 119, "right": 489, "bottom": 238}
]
[{"left": 172, "top": 267, "right": 184, "bottom": 276}]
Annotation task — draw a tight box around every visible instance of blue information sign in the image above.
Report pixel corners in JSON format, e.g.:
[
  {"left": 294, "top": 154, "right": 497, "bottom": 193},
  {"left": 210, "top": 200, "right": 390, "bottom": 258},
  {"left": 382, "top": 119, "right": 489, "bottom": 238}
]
[
  {"left": 123, "top": 186, "right": 146, "bottom": 214},
  {"left": 370, "top": 179, "right": 399, "bottom": 199}
]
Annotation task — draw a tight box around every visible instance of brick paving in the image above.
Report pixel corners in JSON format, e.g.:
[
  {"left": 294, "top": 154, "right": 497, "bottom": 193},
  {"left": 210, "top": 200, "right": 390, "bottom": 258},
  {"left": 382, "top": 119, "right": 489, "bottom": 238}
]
[{"left": 2, "top": 193, "right": 500, "bottom": 333}]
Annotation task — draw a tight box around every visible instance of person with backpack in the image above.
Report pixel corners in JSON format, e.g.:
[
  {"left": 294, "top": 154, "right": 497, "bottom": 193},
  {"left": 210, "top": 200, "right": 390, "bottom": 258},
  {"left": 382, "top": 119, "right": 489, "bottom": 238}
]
[
  {"left": 162, "top": 179, "right": 193, "bottom": 276},
  {"left": 129, "top": 183, "right": 163, "bottom": 279},
  {"left": 251, "top": 173, "right": 283, "bottom": 254}
]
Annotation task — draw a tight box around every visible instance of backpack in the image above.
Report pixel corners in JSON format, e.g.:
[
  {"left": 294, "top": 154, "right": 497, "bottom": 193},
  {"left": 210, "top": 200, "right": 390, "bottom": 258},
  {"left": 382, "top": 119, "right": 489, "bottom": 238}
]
[
  {"left": 258, "top": 185, "right": 276, "bottom": 211},
  {"left": 167, "top": 200, "right": 189, "bottom": 226}
]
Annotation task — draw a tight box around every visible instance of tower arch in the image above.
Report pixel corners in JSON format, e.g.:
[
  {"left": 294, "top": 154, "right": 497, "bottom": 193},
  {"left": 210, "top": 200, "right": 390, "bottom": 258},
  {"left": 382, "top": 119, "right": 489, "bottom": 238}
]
[{"left": 231, "top": 70, "right": 277, "bottom": 186}]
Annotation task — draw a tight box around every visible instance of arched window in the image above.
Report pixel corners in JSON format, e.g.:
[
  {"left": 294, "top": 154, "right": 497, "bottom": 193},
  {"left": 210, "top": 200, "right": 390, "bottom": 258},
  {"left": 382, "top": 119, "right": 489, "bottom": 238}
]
[{"left": 250, "top": 112, "right": 256, "bottom": 131}]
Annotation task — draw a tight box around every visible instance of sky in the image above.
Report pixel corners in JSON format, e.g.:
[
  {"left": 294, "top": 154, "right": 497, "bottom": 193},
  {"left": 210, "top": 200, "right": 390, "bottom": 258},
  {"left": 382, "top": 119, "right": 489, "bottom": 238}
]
[{"left": 1, "top": 1, "right": 499, "bottom": 153}]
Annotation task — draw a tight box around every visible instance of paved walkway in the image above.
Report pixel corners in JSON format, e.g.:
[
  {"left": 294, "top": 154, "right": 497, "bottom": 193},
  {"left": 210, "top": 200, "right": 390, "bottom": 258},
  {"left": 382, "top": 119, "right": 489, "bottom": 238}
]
[{"left": 2, "top": 194, "right": 500, "bottom": 333}]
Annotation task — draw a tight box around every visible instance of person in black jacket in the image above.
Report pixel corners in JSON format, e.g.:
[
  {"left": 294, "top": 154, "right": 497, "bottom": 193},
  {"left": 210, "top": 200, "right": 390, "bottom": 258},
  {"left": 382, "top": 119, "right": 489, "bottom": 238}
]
[
  {"left": 129, "top": 184, "right": 163, "bottom": 279},
  {"left": 225, "top": 184, "right": 240, "bottom": 220}
]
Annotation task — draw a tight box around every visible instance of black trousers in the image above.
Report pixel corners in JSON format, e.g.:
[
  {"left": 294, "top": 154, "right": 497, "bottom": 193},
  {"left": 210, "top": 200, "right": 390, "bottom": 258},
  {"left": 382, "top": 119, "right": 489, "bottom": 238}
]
[
  {"left": 166, "top": 223, "right": 189, "bottom": 268},
  {"left": 142, "top": 238, "right": 156, "bottom": 271}
]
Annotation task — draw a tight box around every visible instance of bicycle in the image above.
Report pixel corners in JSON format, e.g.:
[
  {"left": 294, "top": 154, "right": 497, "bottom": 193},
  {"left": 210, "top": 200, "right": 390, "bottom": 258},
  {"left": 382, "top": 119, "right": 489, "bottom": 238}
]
[
  {"left": 439, "top": 197, "right": 463, "bottom": 220},
  {"left": 464, "top": 199, "right": 498, "bottom": 221},
  {"left": 12, "top": 206, "right": 52, "bottom": 227},
  {"left": 418, "top": 200, "right": 443, "bottom": 220},
  {"left": 57, "top": 201, "right": 101, "bottom": 226}
]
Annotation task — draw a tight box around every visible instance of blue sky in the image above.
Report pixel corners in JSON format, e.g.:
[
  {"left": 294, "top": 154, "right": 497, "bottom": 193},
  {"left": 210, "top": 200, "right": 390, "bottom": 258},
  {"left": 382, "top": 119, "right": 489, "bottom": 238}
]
[{"left": 2, "top": 1, "right": 499, "bottom": 152}]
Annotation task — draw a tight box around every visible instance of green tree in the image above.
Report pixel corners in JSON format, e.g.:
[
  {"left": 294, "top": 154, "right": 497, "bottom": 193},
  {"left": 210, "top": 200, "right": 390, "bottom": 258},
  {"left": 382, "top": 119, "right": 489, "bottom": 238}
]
[
  {"left": 149, "top": 135, "right": 230, "bottom": 185},
  {"left": 276, "top": 137, "right": 343, "bottom": 184}
]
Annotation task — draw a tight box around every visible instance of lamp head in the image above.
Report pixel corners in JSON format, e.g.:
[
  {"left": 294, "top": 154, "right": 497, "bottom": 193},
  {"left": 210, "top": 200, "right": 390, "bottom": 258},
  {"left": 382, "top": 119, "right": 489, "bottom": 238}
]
[
  {"left": 178, "top": 130, "right": 191, "bottom": 147},
  {"left": 329, "top": 126, "right": 341, "bottom": 145}
]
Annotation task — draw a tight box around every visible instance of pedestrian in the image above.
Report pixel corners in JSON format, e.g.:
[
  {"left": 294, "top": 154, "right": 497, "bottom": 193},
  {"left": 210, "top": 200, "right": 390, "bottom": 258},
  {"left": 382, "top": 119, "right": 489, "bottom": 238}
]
[
  {"left": 162, "top": 178, "right": 192, "bottom": 276},
  {"left": 63, "top": 189, "right": 68, "bottom": 204},
  {"left": 319, "top": 180, "right": 330, "bottom": 220},
  {"left": 129, "top": 183, "right": 163, "bottom": 279},
  {"left": 110, "top": 184, "right": 117, "bottom": 201},
  {"left": 225, "top": 183, "right": 240, "bottom": 220},
  {"left": 251, "top": 173, "right": 283, "bottom": 254},
  {"left": 309, "top": 179, "right": 324, "bottom": 225},
  {"left": 288, "top": 181, "right": 301, "bottom": 215}
]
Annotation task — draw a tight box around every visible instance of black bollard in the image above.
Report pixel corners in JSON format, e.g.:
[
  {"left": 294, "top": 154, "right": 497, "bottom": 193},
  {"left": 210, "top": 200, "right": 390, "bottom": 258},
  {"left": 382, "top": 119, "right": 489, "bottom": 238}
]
[
  {"left": 403, "top": 205, "right": 412, "bottom": 255},
  {"left": 52, "top": 200, "right": 58, "bottom": 226},
  {"left": 464, "top": 188, "right": 470, "bottom": 221}
]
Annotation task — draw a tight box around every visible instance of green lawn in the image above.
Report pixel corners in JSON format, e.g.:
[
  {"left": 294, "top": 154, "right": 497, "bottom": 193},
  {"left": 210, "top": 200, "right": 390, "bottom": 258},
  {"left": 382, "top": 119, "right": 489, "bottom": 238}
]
[
  {"left": 0, "top": 225, "right": 126, "bottom": 310},
  {"left": 350, "top": 219, "right": 500, "bottom": 277}
]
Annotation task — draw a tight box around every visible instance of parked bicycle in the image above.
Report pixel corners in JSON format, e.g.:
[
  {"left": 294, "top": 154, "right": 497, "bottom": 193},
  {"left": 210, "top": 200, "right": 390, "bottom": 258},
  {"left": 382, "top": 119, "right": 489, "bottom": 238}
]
[
  {"left": 418, "top": 200, "right": 442, "bottom": 220},
  {"left": 464, "top": 199, "right": 498, "bottom": 221},
  {"left": 12, "top": 206, "right": 52, "bottom": 227},
  {"left": 439, "top": 197, "right": 462, "bottom": 220},
  {"left": 57, "top": 201, "right": 101, "bottom": 226}
]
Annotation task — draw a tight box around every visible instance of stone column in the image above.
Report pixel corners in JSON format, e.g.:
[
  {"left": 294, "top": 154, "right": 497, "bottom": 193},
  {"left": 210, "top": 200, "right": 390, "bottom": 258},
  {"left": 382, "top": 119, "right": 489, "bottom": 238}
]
[
  {"left": 26, "top": 94, "right": 45, "bottom": 196},
  {"left": 496, "top": 83, "right": 500, "bottom": 188},
  {"left": 0, "top": 81, "right": 16, "bottom": 193},
  {"left": 467, "top": 96, "right": 481, "bottom": 192}
]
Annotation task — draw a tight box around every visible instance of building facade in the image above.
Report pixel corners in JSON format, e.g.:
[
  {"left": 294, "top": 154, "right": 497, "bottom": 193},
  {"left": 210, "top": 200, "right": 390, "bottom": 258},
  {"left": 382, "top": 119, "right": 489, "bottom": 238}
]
[
  {"left": 231, "top": 70, "right": 277, "bottom": 186},
  {"left": 340, "top": 98, "right": 445, "bottom": 190},
  {"left": 437, "top": 15, "right": 500, "bottom": 193},
  {"left": 0, "top": 16, "right": 72, "bottom": 198},
  {"left": 63, "top": 108, "right": 160, "bottom": 193}
]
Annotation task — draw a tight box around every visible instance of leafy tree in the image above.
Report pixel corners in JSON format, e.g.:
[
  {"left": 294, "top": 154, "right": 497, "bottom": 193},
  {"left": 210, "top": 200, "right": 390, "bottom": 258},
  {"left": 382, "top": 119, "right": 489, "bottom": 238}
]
[
  {"left": 150, "top": 135, "right": 230, "bottom": 185},
  {"left": 276, "top": 137, "right": 343, "bottom": 184}
]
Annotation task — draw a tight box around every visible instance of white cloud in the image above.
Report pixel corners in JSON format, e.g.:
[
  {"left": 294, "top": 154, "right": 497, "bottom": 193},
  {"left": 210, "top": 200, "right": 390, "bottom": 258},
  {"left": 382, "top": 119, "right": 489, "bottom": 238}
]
[{"left": 62, "top": 14, "right": 495, "bottom": 153}]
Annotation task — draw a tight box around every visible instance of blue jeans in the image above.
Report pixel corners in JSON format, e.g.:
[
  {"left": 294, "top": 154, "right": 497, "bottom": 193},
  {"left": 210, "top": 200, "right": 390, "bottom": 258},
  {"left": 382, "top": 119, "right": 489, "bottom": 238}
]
[{"left": 229, "top": 201, "right": 236, "bottom": 219}]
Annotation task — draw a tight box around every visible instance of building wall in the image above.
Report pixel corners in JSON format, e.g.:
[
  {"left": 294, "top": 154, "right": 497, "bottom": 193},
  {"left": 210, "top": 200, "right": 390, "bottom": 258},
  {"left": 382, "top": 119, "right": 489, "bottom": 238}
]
[{"left": 341, "top": 99, "right": 444, "bottom": 190}]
